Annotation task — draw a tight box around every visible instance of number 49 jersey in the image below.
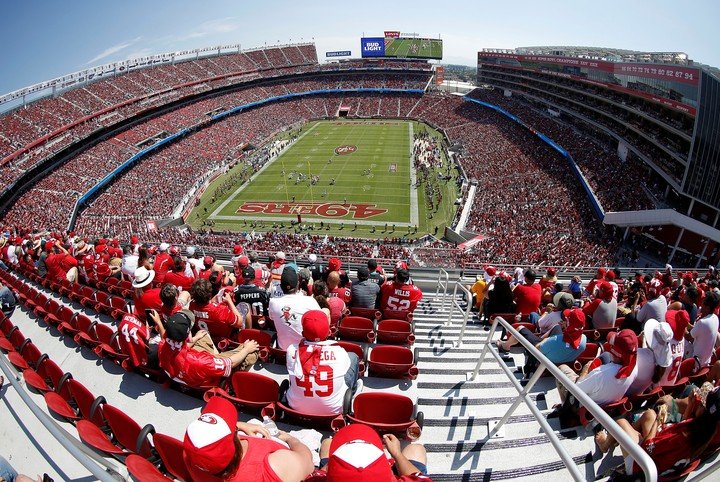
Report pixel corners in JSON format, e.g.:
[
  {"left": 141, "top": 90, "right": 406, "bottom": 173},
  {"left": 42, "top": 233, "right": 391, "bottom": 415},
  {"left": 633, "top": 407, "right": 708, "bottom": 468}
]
[
  {"left": 380, "top": 281, "right": 423, "bottom": 314},
  {"left": 285, "top": 342, "right": 351, "bottom": 416}
]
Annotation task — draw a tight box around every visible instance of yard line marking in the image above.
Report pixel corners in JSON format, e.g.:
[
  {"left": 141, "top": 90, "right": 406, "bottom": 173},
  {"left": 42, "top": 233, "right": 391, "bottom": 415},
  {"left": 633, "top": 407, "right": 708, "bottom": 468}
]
[{"left": 409, "top": 122, "right": 419, "bottom": 226}]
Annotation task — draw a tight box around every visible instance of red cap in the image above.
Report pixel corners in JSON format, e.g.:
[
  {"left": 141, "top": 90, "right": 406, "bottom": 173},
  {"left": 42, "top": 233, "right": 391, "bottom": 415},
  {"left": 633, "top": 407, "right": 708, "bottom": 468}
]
[
  {"left": 485, "top": 266, "right": 497, "bottom": 276},
  {"left": 328, "top": 258, "right": 342, "bottom": 272},
  {"left": 169, "top": 246, "right": 180, "bottom": 255},
  {"left": 203, "top": 256, "right": 214, "bottom": 268},
  {"left": 327, "top": 424, "right": 394, "bottom": 482},
  {"left": 607, "top": 329, "right": 638, "bottom": 379},
  {"left": 45, "top": 241, "right": 55, "bottom": 252},
  {"left": 302, "top": 310, "right": 330, "bottom": 341},
  {"left": 183, "top": 397, "right": 238, "bottom": 475},
  {"left": 605, "top": 271, "right": 616, "bottom": 281},
  {"left": 547, "top": 267, "right": 557, "bottom": 276},
  {"left": 665, "top": 309, "right": 690, "bottom": 341},
  {"left": 596, "top": 267, "right": 606, "bottom": 277},
  {"left": 130, "top": 235, "right": 138, "bottom": 244},
  {"left": 233, "top": 245, "right": 243, "bottom": 255},
  {"left": 598, "top": 281, "right": 614, "bottom": 301},
  {"left": 562, "top": 308, "right": 586, "bottom": 349},
  {"left": 236, "top": 255, "right": 249, "bottom": 268}
]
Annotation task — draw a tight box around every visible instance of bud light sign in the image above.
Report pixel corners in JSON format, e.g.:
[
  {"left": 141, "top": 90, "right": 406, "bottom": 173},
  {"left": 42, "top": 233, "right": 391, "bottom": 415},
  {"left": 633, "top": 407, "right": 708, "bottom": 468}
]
[{"left": 361, "top": 37, "right": 385, "bottom": 58}]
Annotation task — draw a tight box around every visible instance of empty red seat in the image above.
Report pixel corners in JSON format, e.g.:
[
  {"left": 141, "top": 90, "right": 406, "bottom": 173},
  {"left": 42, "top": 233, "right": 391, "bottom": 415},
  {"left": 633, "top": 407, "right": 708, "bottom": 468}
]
[
  {"left": 58, "top": 310, "right": 80, "bottom": 337},
  {"left": 335, "top": 316, "right": 375, "bottom": 343},
  {"left": 0, "top": 326, "right": 26, "bottom": 353},
  {"left": 217, "top": 328, "right": 272, "bottom": 362},
  {"left": 367, "top": 345, "right": 418, "bottom": 379},
  {"left": 44, "top": 373, "right": 81, "bottom": 422},
  {"left": 573, "top": 343, "right": 601, "bottom": 370},
  {"left": 346, "top": 392, "right": 423, "bottom": 438},
  {"left": 32, "top": 293, "right": 50, "bottom": 318},
  {"left": 67, "top": 379, "right": 107, "bottom": 427},
  {"left": 102, "top": 404, "right": 155, "bottom": 458},
  {"left": 205, "top": 372, "right": 280, "bottom": 419},
  {"left": 94, "top": 324, "right": 128, "bottom": 362},
  {"left": 23, "top": 356, "right": 63, "bottom": 393},
  {"left": 74, "top": 314, "right": 100, "bottom": 348},
  {"left": 44, "top": 301, "right": 66, "bottom": 327},
  {"left": 125, "top": 454, "right": 174, "bottom": 482},
  {"left": 153, "top": 433, "right": 192, "bottom": 482},
  {"left": 349, "top": 307, "right": 381, "bottom": 321},
  {"left": 376, "top": 319, "right": 415, "bottom": 346},
  {"left": 8, "top": 339, "right": 43, "bottom": 371},
  {"left": 108, "top": 296, "right": 129, "bottom": 321}
]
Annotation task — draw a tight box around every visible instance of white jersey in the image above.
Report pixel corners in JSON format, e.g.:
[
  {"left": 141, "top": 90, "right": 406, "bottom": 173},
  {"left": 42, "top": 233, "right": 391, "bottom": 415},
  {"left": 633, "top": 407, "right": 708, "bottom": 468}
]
[
  {"left": 269, "top": 293, "right": 321, "bottom": 350},
  {"left": 627, "top": 348, "right": 655, "bottom": 397},
  {"left": 689, "top": 314, "right": 719, "bottom": 367},
  {"left": 656, "top": 338, "right": 685, "bottom": 388},
  {"left": 286, "top": 342, "right": 351, "bottom": 415}
]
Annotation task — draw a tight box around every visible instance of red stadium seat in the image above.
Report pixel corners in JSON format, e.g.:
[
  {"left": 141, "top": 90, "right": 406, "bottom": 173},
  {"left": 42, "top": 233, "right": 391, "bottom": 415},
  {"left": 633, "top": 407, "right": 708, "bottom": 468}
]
[
  {"left": 152, "top": 433, "right": 192, "bottom": 482},
  {"left": 204, "top": 372, "right": 280, "bottom": 419},
  {"left": 346, "top": 392, "right": 423, "bottom": 438},
  {"left": 125, "top": 455, "right": 174, "bottom": 482},
  {"left": 349, "top": 307, "right": 381, "bottom": 321},
  {"left": 58, "top": 310, "right": 80, "bottom": 338},
  {"left": 67, "top": 379, "right": 107, "bottom": 427},
  {"left": 8, "top": 339, "right": 43, "bottom": 371},
  {"left": 336, "top": 341, "right": 367, "bottom": 375},
  {"left": 629, "top": 386, "right": 664, "bottom": 411},
  {"left": 578, "top": 397, "right": 632, "bottom": 426},
  {"left": 23, "top": 356, "right": 63, "bottom": 393},
  {"left": 76, "top": 420, "right": 127, "bottom": 456},
  {"left": 335, "top": 316, "right": 375, "bottom": 343},
  {"left": 44, "top": 373, "right": 81, "bottom": 422},
  {"left": 376, "top": 319, "right": 415, "bottom": 346},
  {"left": 94, "top": 290, "right": 113, "bottom": 315},
  {"left": 94, "top": 324, "right": 128, "bottom": 362},
  {"left": 217, "top": 328, "right": 272, "bottom": 363},
  {"left": 573, "top": 343, "right": 602, "bottom": 371},
  {"left": 73, "top": 314, "right": 100, "bottom": 349},
  {"left": 32, "top": 292, "right": 50, "bottom": 319},
  {"left": 0, "top": 327, "right": 26, "bottom": 353},
  {"left": 368, "top": 345, "right": 418, "bottom": 380},
  {"left": 102, "top": 404, "right": 155, "bottom": 458},
  {"left": 44, "top": 301, "right": 66, "bottom": 327},
  {"left": 381, "top": 309, "right": 413, "bottom": 322},
  {"left": 119, "top": 335, "right": 167, "bottom": 383},
  {"left": 108, "top": 296, "right": 130, "bottom": 321},
  {"left": 661, "top": 358, "right": 695, "bottom": 396}
]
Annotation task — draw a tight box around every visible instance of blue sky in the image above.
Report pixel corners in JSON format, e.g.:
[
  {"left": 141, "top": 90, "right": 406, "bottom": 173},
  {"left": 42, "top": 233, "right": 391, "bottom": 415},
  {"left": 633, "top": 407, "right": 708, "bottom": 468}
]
[{"left": 1, "top": 0, "right": 718, "bottom": 95}]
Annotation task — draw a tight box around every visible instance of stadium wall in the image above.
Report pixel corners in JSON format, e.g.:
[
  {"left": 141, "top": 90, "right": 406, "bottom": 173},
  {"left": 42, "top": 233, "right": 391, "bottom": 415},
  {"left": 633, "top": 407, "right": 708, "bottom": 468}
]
[{"left": 463, "top": 95, "right": 605, "bottom": 220}]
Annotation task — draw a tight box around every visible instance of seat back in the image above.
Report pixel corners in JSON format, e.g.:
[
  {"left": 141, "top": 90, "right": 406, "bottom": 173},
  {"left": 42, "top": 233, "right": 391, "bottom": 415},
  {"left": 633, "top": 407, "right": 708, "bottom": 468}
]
[
  {"left": 125, "top": 454, "right": 174, "bottom": 482},
  {"left": 349, "top": 307, "right": 381, "bottom": 321},
  {"left": 153, "top": 433, "right": 192, "bottom": 482},
  {"left": 353, "top": 392, "right": 414, "bottom": 424},
  {"left": 238, "top": 328, "right": 273, "bottom": 348},
  {"left": 230, "top": 372, "right": 280, "bottom": 405},
  {"left": 103, "top": 404, "right": 153, "bottom": 457},
  {"left": 369, "top": 345, "right": 414, "bottom": 364},
  {"left": 67, "top": 379, "right": 105, "bottom": 427},
  {"left": 337, "top": 316, "right": 375, "bottom": 342},
  {"left": 376, "top": 319, "right": 414, "bottom": 345}
]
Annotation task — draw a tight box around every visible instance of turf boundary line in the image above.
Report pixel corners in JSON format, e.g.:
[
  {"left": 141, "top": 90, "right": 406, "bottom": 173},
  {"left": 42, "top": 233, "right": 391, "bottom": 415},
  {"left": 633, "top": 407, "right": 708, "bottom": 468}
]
[{"left": 409, "top": 122, "right": 419, "bottom": 226}]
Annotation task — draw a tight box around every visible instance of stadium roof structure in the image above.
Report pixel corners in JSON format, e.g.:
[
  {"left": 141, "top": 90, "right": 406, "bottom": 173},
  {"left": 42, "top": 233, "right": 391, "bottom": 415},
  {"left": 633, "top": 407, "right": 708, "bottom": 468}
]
[{"left": 482, "top": 46, "right": 692, "bottom": 65}]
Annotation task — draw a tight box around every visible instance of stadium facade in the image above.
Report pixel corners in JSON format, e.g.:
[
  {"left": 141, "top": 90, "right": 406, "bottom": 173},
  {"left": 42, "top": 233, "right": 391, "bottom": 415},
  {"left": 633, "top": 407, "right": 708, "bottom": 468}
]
[{"left": 477, "top": 46, "right": 720, "bottom": 264}]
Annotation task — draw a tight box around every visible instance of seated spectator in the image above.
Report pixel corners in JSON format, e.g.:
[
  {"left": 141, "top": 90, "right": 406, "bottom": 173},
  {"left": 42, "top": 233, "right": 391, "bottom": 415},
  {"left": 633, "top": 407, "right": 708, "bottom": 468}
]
[
  {"left": 164, "top": 255, "right": 195, "bottom": 291},
  {"left": 153, "top": 242, "right": 172, "bottom": 283},
  {"left": 642, "top": 318, "right": 675, "bottom": 387},
  {"left": 157, "top": 310, "right": 259, "bottom": 388},
  {"left": 0, "top": 282, "right": 17, "bottom": 317},
  {"left": 351, "top": 267, "right": 380, "bottom": 309},
  {"left": 233, "top": 265, "right": 270, "bottom": 327},
  {"left": 467, "top": 275, "right": 487, "bottom": 313},
  {"left": 568, "top": 276, "right": 583, "bottom": 299},
  {"left": 656, "top": 310, "right": 689, "bottom": 387},
  {"left": 626, "top": 345, "right": 656, "bottom": 397},
  {"left": 269, "top": 267, "right": 321, "bottom": 350},
  {"left": 512, "top": 269, "right": 541, "bottom": 317},
  {"left": 189, "top": 278, "right": 245, "bottom": 339},
  {"left": 557, "top": 329, "right": 638, "bottom": 406},
  {"left": 120, "top": 245, "right": 138, "bottom": 279},
  {"left": 327, "top": 271, "right": 351, "bottom": 304},
  {"left": 313, "top": 280, "right": 344, "bottom": 325},
  {"left": 497, "top": 293, "right": 575, "bottom": 351},
  {"left": 582, "top": 281, "right": 617, "bottom": 329},
  {"left": 635, "top": 281, "right": 667, "bottom": 326},
  {"left": 183, "top": 396, "right": 314, "bottom": 482},
  {"left": 286, "top": 310, "right": 360, "bottom": 415},
  {"left": 119, "top": 311, "right": 162, "bottom": 369},
  {"left": 45, "top": 240, "right": 79, "bottom": 283},
  {"left": 132, "top": 267, "right": 163, "bottom": 321},
  {"left": 380, "top": 268, "right": 423, "bottom": 318},
  {"left": 159, "top": 283, "right": 188, "bottom": 319},
  {"left": 686, "top": 291, "right": 720, "bottom": 367},
  {"left": 668, "top": 285, "right": 699, "bottom": 326},
  {"left": 486, "top": 275, "right": 515, "bottom": 323},
  {"left": 319, "top": 424, "right": 430, "bottom": 481},
  {"left": 594, "top": 384, "right": 720, "bottom": 479},
  {"left": 367, "top": 258, "right": 386, "bottom": 286},
  {"left": 306, "top": 253, "right": 322, "bottom": 282}
]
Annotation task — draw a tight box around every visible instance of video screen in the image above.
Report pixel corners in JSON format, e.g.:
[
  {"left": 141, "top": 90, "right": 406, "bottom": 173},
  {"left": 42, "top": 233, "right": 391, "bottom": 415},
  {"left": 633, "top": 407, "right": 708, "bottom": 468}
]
[{"left": 361, "top": 37, "right": 442, "bottom": 59}]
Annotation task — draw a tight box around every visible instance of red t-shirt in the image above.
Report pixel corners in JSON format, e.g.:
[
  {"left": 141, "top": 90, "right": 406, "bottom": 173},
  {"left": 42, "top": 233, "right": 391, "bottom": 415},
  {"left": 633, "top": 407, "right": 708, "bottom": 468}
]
[
  {"left": 164, "top": 271, "right": 195, "bottom": 291},
  {"left": 513, "top": 283, "right": 542, "bottom": 315},
  {"left": 118, "top": 313, "right": 150, "bottom": 368},
  {"left": 186, "top": 436, "right": 287, "bottom": 482},
  {"left": 158, "top": 340, "right": 231, "bottom": 387},
  {"left": 189, "top": 300, "right": 239, "bottom": 339},
  {"left": 330, "top": 287, "right": 352, "bottom": 304},
  {"left": 133, "top": 288, "right": 163, "bottom": 320},
  {"left": 153, "top": 252, "right": 172, "bottom": 283},
  {"left": 634, "top": 420, "right": 697, "bottom": 477},
  {"left": 380, "top": 281, "right": 423, "bottom": 314},
  {"left": 45, "top": 253, "right": 72, "bottom": 281}
]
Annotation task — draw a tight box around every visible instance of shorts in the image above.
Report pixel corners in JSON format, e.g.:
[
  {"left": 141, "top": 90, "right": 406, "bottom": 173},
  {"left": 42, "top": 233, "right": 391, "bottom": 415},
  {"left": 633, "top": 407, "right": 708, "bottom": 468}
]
[{"left": 318, "top": 458, "right": 427, "bottom": 475}]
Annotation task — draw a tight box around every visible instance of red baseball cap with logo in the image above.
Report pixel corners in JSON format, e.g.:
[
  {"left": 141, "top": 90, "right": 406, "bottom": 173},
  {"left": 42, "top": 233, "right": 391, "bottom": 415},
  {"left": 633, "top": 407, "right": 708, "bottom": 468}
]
[
  {"left": 327, "top": 424, "right": 395, "bottom": 482},
  {"left": 183, "top": 396, "right": 238, "bottom": 476}
]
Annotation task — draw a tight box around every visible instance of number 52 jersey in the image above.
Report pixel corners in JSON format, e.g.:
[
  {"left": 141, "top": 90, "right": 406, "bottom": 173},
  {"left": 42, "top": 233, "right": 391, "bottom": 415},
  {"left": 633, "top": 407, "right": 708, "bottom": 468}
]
[{"left": 380, "top": 281, "right": 423, "bottom": 314}]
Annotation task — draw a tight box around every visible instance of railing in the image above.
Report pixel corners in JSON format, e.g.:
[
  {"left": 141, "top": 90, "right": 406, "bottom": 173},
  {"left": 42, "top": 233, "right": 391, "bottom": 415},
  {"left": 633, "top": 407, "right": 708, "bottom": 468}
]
[
  {"left": 467, "top": 315, "right": 658, "bottom": 482},
  {"left": 0, "top": 352, "right": 124, "bottom": 482},
  {"left": 444, "top": 282, "right": 473, "bottom": 347},
  {"left": 434, "top": 268, "right": 449, "bottom": 310}
]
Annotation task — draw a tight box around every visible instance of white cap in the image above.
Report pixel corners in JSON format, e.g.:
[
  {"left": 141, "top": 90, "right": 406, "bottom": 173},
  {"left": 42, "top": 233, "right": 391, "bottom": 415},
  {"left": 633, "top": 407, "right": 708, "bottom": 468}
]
[
  {"left": 276, "top": 251, "right": 285, "bottom": 260},
  {"left": 186, "top": 246, "right": 196, "bottom": 256},
  {"left": 308, "top": 253, "right": 317, "bottom": 263},
  {"left": 159, "top": 242, "right": 170, "bottom": 252},
  {"left": 643, "top": 318, "right": 673, "bottom": 367}
]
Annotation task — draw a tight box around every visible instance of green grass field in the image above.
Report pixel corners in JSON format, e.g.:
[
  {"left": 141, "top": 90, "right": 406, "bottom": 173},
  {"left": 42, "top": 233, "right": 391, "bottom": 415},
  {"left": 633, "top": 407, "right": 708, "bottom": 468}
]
[
  {"left": 384, "top": 38, "right": 443, "bottom": 59},
  {"left": 189, "top": 119, "right": 458, "bottom": 239}
]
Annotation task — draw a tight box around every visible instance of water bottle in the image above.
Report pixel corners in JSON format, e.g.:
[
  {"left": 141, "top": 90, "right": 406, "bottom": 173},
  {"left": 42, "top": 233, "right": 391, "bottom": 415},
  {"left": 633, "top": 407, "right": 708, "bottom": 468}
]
[{"left": 262, "top": 415, "right": 279, "bottom": 437}]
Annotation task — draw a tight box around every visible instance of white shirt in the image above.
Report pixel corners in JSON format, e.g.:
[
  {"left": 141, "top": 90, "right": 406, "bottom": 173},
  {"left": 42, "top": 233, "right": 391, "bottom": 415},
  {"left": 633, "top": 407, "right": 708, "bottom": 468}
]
[
  {"left": 637, "top": 295, "right": 668, "bottom": 326},
  {"left": 286, "top": 342, "right": 351, "bottom": 415},
  {"left": 690, "top": 313, "right": 719, "bottom": 367},
  {"left": 577, "top": 361, "right": 638, "bottom": 406},
  {"left": 656, "top": 338, "right": 685, "bottom": 387},
  {"left": 121, "top": 254, "right": 139, "bottom": 278},
  {"left": 537, "top": 311, "right": 562, "bottom": 334},
  {"left": 626, "top": 348, "right": 655, "bottom": 397},
  {"left": 269, "top": 293, "right": 321, "bottom": 350}
]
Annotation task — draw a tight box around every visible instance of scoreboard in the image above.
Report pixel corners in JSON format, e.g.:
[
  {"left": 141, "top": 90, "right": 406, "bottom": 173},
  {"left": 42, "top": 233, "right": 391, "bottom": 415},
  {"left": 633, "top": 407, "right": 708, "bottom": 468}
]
[{"left": 361, "top": 36, "right": 443, "bottom": 60}]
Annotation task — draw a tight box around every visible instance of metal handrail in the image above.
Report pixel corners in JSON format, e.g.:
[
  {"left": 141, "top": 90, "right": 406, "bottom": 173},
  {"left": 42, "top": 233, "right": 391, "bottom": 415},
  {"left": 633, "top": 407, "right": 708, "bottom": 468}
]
[
  {"left": 0, "top": 353, "right": 124, "bottom": 482},
  {"left": 435, "top": 268, "right": 449, "bottom": 310},
  {"left": 445, "top": 281, "right": 473, "bottom": 347},
  {"left": 467, "top": 315, "right": 658, "bottom": 482}
]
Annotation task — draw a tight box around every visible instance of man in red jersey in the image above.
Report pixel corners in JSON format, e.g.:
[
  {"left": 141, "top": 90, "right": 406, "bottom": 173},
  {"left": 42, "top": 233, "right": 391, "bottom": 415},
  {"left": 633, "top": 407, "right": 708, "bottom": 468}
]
[
  {"left": 164, "top": 255, "right": 195, "bottom": 291},
  {"left": 157, "top": 311, "right": 259, "bottom": 388},
  {"left": 45, "top": 240, "right": 78, "bottom": 283},
  {"left": 380, "top": 268, "right": 423, "bottom": 318},
  {"left": 153, "top": 242, "right": 172, "bottom": 283},
  {"left": 513, "top": 268, "right": 541, "bottom": 317},
  {"left": 189, "top": 278, "right": 245, "bottom": 341},
  {"left": 132, "top": 266, "right": 163, "bottom": 321}
]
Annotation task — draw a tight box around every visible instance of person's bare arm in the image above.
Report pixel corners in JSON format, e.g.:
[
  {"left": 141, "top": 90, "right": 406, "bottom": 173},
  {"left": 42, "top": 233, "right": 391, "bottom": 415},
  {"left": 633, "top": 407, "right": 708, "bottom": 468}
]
[
  {"left": 148, "top": 310, "right": 165, "bottom": 338},
  {"left": 228, "top": 340, "right": 260, "bottom": 368},
  {"left": 384, "top": 433, "right": 419, "bottom": 476},
  {"left": 267, "top": 431, "right": 314, "bottom": 481},
  {"left": 223, "top": 292, "right": 244, "bottom": 327}
]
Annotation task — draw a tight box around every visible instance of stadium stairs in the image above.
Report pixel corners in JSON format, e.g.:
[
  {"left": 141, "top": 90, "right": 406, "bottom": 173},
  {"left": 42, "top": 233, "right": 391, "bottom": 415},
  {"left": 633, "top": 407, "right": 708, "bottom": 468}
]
[{"left": 2, "top": 271, "right": 720, "bottom": 481}]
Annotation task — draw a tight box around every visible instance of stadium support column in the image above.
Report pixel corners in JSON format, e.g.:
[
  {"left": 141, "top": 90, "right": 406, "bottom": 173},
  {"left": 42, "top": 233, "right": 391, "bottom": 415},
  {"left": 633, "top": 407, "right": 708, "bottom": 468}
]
[{"left": 668, "top": 228, "right": 685, "bottom": 264}]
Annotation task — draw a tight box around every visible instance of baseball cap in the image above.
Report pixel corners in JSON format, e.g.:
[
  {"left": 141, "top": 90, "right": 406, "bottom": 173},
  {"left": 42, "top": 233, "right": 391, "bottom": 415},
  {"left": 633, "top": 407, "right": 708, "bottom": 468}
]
[
  {"left": 241, "top": 266, "right": 255, "bottom": 280},
  {"left": 275, "top": 251, "right": 286, "bottom": 260},
  {"left": 302, "top": 310, "right": 330, "bottom": 341},
  {"left": 308, "top": 253, "right": 317, "bottom": 263},
  {"left": 165, "top": 310, "right": 194, "bottom": 342},
  {"left": 159, "top": 242, "right": 170, "bottom": 252},
  {"left": 236, "top": 256, "right": 249, "bottom": 268},
  {"left": 183, "top": 396, "right": 238, "bottom": 475},
  {"left": 203, "top": 256, "right": 215, "bottom": 268},
  {"left": 233, "top": 245, "right": 243, "bottom": 255},
  {"left": 665, "top": 309, "right": 690, "bottom": 341},
  {"left": 547, "top": 267, "right": 557, "bottom": 276},
  {"left": 130, "top": 235, "right": 138, "bottom": 244},
  {"left": 485, "top": 265, "right": 497, "bottom": 276},
  {"left": 328, "top": 258, "right": 342, "bottom": 272},
  {"left": 281, "top": 266, "right": 299, "bottom": 292},
  {"left": 642, "top": 318, "right": 673, "bottom": 367},
  {"left": 598, "top": 281, "right": 614, "bottom": 300},
  {"left": 131, "top": 267, "right": 155, "bottom": 289},
  {"left": 553, "top": 292, "right": 575, "bottom": 310},
  {"left": 248, "top": 251, "right": 259, "bottom": 262},
  {"left": 327, "top": 424, "right": 393, "bottom": 482},
  {"left": 186, "top": 246, "right": 196, "bottom": 256},
  {"left": 607, "top": 329, "right": 638, "bottom": 379}
]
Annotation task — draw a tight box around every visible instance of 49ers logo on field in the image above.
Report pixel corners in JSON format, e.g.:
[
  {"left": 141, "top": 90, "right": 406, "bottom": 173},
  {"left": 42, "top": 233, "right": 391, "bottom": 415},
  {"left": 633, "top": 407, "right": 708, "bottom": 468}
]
[
  {"left": 334, "top": 145, "right": 357, "bottom": 155},
  {"left": 238, "top": 202, "right": 387, "bottom": 219}
]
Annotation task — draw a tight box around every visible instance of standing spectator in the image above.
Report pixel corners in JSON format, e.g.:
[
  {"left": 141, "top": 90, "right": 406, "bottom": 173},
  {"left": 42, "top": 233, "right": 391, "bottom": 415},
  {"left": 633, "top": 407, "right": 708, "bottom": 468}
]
[
  {"left": 686, "top": 291, "right": 720, "bottom": 367},
  {"left": 132, "top": 267, "right": 163, "bottom": 321},
  {"left": 513, "top": 269, "right": 541, "bottom": 317},
  {"left": 306, "top": 253, "right": 322, "bottom": 282},
  {"left": 153, "top": 242, "right": 172, "bottom": 283},
  {"left": 121, "top": 245, "right": 139, "bottom": 279},
  {"left": 269, "top": 267, "right": 321, "bottom": 350},
  {"left": 351, "top": 267, "right": 380, "bottom": 309}
]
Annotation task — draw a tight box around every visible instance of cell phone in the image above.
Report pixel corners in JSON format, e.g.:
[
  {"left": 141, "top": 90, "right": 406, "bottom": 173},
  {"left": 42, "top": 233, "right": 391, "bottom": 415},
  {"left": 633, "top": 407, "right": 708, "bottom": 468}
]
[
  {"left": 43, "top": 474, "right": 54, "bottom": 482},
  {"left": 145, "top": 309, "right": 154, "bottom": 320}
]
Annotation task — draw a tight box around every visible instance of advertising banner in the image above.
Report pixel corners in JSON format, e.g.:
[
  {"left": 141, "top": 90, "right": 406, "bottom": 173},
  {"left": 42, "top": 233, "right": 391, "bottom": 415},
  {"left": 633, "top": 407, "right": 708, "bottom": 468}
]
[
  {"left": 361, "top": 37, "right": 386, "bottom": 57},
  {"left": 436, "top": 66, "right": 445, "bottom": 84},
  {"left": 326, "top": 50, "right": 352, "bottom": 57},
  {"left": 384, "top": 31, "right": 401, "bottom": 38}
]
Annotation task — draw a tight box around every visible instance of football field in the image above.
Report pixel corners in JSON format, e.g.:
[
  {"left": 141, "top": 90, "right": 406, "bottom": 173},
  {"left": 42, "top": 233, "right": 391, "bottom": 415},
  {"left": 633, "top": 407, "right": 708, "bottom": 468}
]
[
  {"left": 190, "top": 119, "right": 459, "bottom": 239},
  {"left": 384, "top": 38, "right": 443, "bottom": 59}
]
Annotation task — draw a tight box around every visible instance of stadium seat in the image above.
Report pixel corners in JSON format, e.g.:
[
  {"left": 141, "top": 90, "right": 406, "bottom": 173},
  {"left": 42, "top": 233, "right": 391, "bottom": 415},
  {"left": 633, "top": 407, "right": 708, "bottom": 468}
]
[
  {"left": 94, "top": 290, "right": 113, "bottom": 315},
  {"left": 125, "top": 454, "right": 173, "bottom": 482},
  {"left": 43, "top": 300, "right": 65, "bottom": 327},
  {"left": 573, "top": 343, "right": 602, "bottom": 370},
  {"left": 119, "top": 335, "right": 167, "bottom": 383},
  {"left": 661, "top": 358, "right": 695, "bottom": 396},
  {"left": 381, "top": 309, "right": 413, "bottom": 322},
  {"left": 76, "top": 419, "right": 128, "bottom": 456},
  {"left": 67, "top": 379, "right": 107, "bottom": 427},
  {"left": 153, "top": 433, "right": 192, "bottom": 482},
  {"left": 367, "top": 345, "right": 418, "bottom": 379},
  {"left": 217, "top": 328, "right": 272, "bottom": 363},
  {"left": 101, "top": 404, "right": 155, "bottom": 458},
  {"left": 277, "top": 379, "right": 347, "bottom": 431},
  {"left": 376, "top": 319, "right": 415, "bottom": 346},
  {"left": 578, "top": 397, "right": 632, "bottom": 426},
  {"left": 349, "top": 307, "right": 381, "bottom": 321},
  {"left": 346, "top": 392, "right": 423, "bottom": 438},
  {"left": 335, "top": 341, "right": 367, "bottom": 375},
  {"left": 204, "top": 372, "right": 280, "bottom": 419},
  {"left": 32, "top": 292, "right": 50, "bottom": 319},
  {"left": 44, "top": 373, "right": 81, "bottom": 422},
  {"left": 629, "top": 385, "right": 664, "bottom": 411},
  {"left": 58, "top": 310, "right": 80, "bottom": 338},
  {"left": 8, "top": 339, "right": 43, "bottom": 371},
  {"left": 0, "top": 326, "right": 26, "bottom": 353},
  {"left": 335, "top": 316, "right": 376, "bottom": 343},
  {"left": 94, "top": 324, "right": 128, "bottom": 362},
  {"left": 74, "top": 314, "right": 101, "bottom": 349},
  {"left": 22, "top": 356, "right": 62, "bottom": 393}
]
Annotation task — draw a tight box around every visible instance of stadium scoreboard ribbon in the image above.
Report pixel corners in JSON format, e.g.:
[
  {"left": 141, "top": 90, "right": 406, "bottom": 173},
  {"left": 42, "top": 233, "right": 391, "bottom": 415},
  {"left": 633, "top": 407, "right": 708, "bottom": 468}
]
[{"left": 325, "top": 51, "right": 351, "bottom": 58}]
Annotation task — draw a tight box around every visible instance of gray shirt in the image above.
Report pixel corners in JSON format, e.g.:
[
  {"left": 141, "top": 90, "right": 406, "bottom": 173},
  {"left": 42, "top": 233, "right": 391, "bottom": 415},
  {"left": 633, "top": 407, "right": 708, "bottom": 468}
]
[
  {"left": 350, "top": 280, "right": 380, "bottom": 309},
  {"left": 636, "top": 295, "right": 667, "bottom": 326}
]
